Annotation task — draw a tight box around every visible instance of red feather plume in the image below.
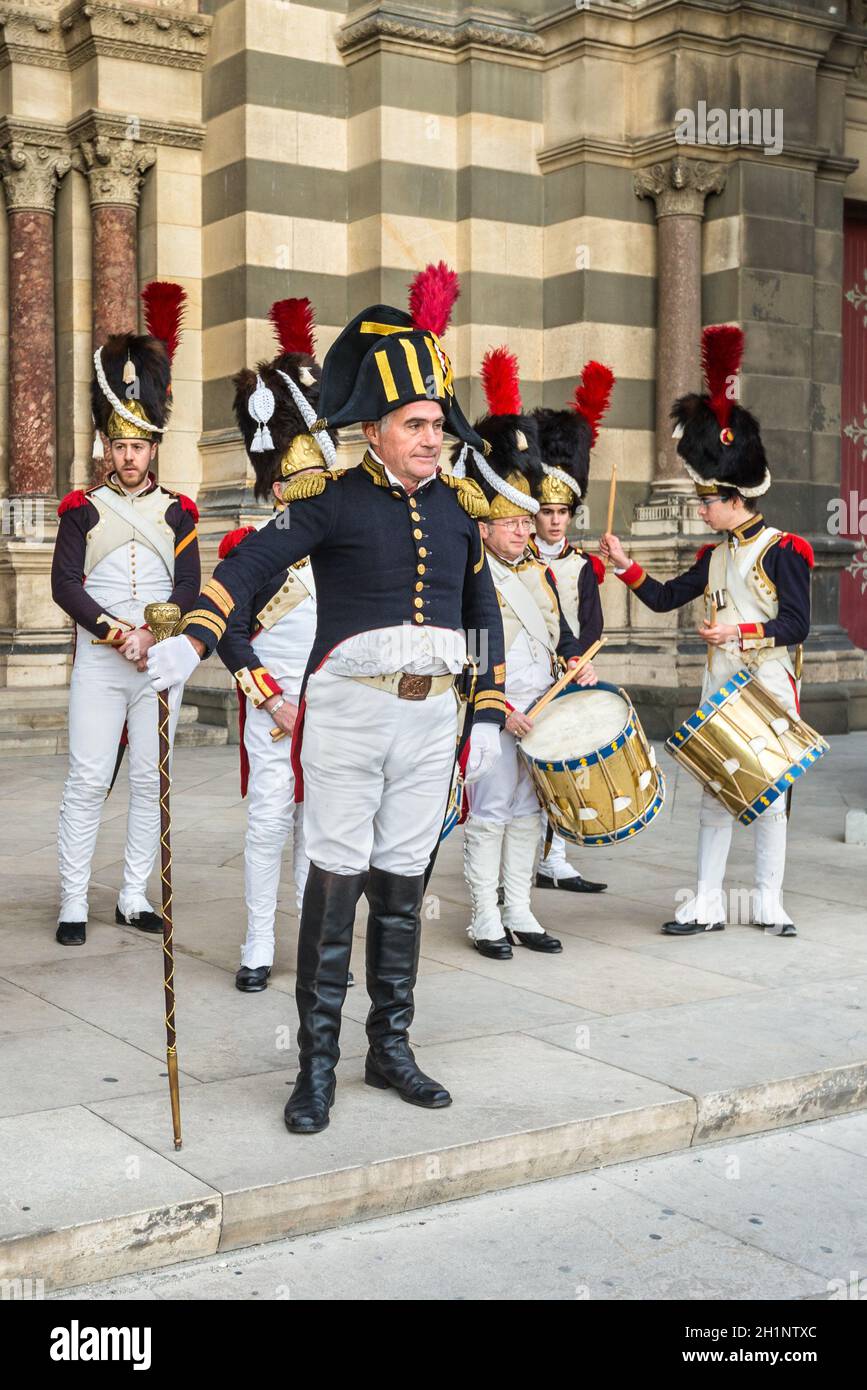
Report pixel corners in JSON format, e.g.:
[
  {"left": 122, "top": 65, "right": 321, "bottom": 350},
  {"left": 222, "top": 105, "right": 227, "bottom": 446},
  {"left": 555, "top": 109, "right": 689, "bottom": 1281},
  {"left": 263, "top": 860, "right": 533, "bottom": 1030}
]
[
  {"left": 141, "top": 281, "right": 186, "bottom": 364},
  {"left": 701, "top": 324, "right": 743, "bottom": 431},
  {"left": 481, "top": 346, "right": 522, "bottom": 417},
  {"left": 573, "top": 361, "right": 615, "bottom": 446},
  {"left": 218, "top": 526, "right": 256, "bottom": 560},
  {"left": 269, "top": 298, "right": 315, "bottom": 357},
  {"left": 408, "top": 262, "right": 460, "bottom": 338}
]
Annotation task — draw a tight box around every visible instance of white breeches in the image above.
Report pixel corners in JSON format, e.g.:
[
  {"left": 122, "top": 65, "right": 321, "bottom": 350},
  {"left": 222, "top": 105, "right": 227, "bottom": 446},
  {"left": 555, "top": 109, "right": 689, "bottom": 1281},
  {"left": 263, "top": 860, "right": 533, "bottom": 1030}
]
[
  {"left": 675, "top": 787, "right": 792, "bottom": 927},
  {"left": 465, "top": 730, "right": 540, "bottom": 824},
  {"left": 57, "top": 640, "right": 182, "bottom": 922},
  {"left": 300, "top": 668, "right": 459, "bottom": 876},
  {"left": 241, "top": 695, "right": 309, "bottom": 969}
]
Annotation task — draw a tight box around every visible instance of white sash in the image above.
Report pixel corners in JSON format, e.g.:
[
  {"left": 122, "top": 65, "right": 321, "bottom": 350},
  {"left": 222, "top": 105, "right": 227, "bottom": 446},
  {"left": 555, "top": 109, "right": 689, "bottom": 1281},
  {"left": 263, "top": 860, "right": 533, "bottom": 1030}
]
[
  {"left": 94, "top": 487, "right": 175, "bottom": 577},
  {"left": 491, "top": 559, "right": 553, "bottom": 650}
]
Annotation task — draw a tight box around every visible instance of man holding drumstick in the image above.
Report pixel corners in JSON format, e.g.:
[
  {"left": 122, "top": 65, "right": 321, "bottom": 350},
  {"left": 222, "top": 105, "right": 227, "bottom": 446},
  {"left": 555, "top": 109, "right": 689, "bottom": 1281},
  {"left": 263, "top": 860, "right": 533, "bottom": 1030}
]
[{"left": 456, "top": 348, "right": 597, "bottom": 960}]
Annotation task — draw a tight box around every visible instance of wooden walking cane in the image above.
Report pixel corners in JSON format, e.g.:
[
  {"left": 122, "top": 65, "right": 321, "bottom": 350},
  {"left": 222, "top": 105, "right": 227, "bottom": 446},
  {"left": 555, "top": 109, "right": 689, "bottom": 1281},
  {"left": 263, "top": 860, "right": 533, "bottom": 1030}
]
[{"left": 144, "top": 602, "right": 183, "bottom": 1150}]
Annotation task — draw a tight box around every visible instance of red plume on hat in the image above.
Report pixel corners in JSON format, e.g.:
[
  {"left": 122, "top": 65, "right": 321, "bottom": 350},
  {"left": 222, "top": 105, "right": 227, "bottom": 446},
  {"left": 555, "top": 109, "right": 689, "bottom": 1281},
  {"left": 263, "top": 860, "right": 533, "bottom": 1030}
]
[
  {"left": 572, "top": 361, "right": 615, "bottom": 447},
  {"left": 481, "top": 346, "right": 522, "bottom": 417},
  {"left": 408, "top": 261, "right": 460, "bottom": 338},
  {"left": 141, "top": 281, "right": 186, "bottom": 364},
  {"left": 269, "top": 298, "right": 316, "bottom": 357},
  {"left": 701, "top": 324, "right": 743, "bottom": 437}
]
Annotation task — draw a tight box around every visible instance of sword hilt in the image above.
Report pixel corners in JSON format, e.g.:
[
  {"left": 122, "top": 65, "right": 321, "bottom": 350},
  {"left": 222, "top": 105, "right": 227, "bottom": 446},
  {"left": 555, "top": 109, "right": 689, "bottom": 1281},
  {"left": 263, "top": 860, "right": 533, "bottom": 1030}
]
[{"left": 145, "top": 602, "right": 182, "bottom": 644}]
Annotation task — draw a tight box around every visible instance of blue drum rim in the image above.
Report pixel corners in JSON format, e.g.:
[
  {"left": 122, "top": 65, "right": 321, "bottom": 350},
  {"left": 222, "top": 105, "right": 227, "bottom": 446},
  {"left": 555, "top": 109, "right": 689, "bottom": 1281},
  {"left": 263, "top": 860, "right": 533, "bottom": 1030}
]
[
  {"left": 737, "top": 741, "right": 828, "bottom": 825},
  {"left": 519, "top": 680, "right": 639, "bottom": 773}
]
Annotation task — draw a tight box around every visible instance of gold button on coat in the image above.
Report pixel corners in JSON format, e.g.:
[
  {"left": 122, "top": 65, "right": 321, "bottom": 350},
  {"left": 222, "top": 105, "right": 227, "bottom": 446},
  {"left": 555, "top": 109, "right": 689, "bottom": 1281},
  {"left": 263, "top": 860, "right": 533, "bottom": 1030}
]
[{"left": 413, "top": 528, "right": 423, "bottom": 540}]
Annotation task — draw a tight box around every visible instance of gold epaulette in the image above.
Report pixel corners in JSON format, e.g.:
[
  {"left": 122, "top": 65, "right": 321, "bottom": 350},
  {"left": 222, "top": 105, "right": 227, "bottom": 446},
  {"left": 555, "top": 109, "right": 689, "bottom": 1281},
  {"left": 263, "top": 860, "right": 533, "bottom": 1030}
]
[
  {"left": 282, "top": 468, "right": 347, "bottom": 503},
  {"left": 439, "top": 472, "right": 489, "bottom": 519}
]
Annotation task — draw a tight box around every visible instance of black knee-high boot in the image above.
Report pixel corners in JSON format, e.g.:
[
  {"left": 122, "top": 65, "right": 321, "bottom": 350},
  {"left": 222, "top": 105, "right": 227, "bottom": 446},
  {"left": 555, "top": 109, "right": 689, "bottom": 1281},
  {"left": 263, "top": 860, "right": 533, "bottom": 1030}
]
[
  {"left": 284, "top": 864, "right": 366, "bottom": 1135},
  {"left": 363, "top": 866, "right": 451, "bottom": 1108}
]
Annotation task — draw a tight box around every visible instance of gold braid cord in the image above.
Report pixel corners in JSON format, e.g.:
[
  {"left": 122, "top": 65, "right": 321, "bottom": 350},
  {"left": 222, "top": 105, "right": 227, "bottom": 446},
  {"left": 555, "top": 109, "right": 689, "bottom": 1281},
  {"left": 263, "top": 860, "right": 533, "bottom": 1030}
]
[{"left": 439, "top": 472, "right": 490, "bottom": 518}]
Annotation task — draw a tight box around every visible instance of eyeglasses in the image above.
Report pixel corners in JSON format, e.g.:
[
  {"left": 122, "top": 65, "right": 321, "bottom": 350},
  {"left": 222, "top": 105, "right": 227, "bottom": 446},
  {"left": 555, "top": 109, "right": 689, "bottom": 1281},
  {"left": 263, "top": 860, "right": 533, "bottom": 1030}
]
[{"left": 492, "top": 517, "right": 533, "bottom": 533}]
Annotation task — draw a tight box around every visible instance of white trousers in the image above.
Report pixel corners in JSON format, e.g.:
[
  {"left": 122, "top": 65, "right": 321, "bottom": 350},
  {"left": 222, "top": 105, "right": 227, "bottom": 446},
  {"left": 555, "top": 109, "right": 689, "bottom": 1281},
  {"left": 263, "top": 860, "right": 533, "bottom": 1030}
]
[
  {"left": 58, "top": 640, "right": 182, "bottom": 923},
  {"left": 300, "top": 667, "right": 459, "bottom": 876},
  {"left": 241, "top": 694, "right": 309, "bottom": 969},
  {"left": 465, "top": 730, "right": 540, "bottom": 824},
  {"left": 674, "top": 787, "right": 792, "bottom": 927}
]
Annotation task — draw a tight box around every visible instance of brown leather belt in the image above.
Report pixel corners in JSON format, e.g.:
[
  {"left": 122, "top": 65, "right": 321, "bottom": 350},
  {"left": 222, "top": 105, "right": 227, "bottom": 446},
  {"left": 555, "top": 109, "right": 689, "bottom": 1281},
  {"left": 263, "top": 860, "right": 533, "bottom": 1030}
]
[{"left": 350, "top": 671, "right": 456, "bottom": 700}]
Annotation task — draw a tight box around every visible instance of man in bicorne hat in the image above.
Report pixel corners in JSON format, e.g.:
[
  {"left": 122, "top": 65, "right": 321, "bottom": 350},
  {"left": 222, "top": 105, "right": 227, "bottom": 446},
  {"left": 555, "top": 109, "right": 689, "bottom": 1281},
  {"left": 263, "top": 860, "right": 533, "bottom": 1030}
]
[
  {"left": 458, "top": 347, "right": 597, "bottom": 960},
  {"left": 601, "top": 325, "right": 812, "bottom": 938},
  {"left": 51, "top": 282, "right": 200, "bottom": 945},
  {"left": 528, "top": 360, "right": 615, "bottom": 895},
  {"left": 147, "top": 265, "right": 506, "bottom": 1133},
  {"left": 215, "top": 298, "right": 335, "bottom": 993}
]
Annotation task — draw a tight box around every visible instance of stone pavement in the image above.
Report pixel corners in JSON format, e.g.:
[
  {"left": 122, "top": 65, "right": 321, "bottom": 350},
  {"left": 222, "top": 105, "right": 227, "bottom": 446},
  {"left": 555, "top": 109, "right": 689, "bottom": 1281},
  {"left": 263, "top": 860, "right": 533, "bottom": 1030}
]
[
  {"left": 53, "top": 1112, "right": 867, "bottom": 1302},
  {"left": 1, "top": 735, "right": 865, "bottom": 1293}
]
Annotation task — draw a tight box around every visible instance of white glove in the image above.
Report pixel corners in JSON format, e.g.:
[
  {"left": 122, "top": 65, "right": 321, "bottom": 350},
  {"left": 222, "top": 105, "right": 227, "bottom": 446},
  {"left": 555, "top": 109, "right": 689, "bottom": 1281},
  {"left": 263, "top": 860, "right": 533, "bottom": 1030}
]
[
  {"left": 464, "top": 722, "right": 502, "bottom": 785},
  {"left": 147, "top": 634, "right": 200, "bottom": 692}
]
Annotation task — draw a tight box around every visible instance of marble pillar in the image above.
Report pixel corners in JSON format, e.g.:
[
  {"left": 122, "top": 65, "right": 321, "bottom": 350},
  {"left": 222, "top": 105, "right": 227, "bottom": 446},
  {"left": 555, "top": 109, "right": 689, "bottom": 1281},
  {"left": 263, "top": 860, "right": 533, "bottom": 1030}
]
[
  {"left": 75, "top": 131, "right": 155, "bottom": 481},
  {"left": 634, "top": 156, "right": 727, "bottom": 500},
  {"left": 0, "top": 139, "right": 71, "bottom": 504}
]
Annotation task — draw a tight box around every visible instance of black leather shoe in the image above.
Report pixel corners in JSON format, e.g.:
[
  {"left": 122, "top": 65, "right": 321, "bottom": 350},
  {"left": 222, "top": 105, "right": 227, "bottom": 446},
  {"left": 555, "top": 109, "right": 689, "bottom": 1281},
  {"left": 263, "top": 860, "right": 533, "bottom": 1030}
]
[
  {"left": 765, "top": 923, "right": 797, "bottom": 937},
  {"left": 363, "top": 866, "right": 452, "bottom": 1109},
  {"left": 56, "top": 922, "right": 86, "bottom": 945},
  {"left": 535, "top": 872, "right": 607, "bottom": 893},
  {"left": 115, "top": 907, "right": 163, "bottom": 933},
  {"left": 661, "top": 920, "right": 725, "bottom": 935},
  {"left": 473, "top": 936, "right": 512, "bottom": 959},
  {"left": 235, "top": 965, "right": 271, "bottom": 992},
  {"left": 284, "top": 864, "right": 366, "bottom": 1136},
  {"left": 506, "top": 927, "right": 562, "bottom": 953}
]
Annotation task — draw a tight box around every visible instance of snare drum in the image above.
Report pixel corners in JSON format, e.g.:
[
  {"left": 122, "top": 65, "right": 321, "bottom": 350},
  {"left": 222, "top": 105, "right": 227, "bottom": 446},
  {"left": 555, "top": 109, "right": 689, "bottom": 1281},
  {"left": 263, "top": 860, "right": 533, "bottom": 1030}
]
[
  {"left": 518, "top": 681, "right": 665, "bottom": 846},
  {"left": 666, "top": 668, "right": 828, "bottom": 825}
]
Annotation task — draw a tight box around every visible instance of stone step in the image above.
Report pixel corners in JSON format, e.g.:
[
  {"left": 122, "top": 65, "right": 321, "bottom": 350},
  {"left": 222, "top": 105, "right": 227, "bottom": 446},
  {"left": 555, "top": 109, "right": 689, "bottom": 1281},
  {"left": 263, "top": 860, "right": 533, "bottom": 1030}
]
[{"left": 0, "top": 703, "right": 227, "bottom": 754}]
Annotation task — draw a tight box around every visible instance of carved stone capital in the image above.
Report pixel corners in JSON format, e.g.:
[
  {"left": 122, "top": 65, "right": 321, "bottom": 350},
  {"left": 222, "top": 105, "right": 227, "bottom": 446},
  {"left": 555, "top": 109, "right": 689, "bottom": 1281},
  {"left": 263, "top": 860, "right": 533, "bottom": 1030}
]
[
  {"left": 338, "top": 6, "right": 542, "bottom": 58},
  {"left": 59, "top": 0, "right": 211, "bottom": 73},
  {"left": 0, "top": 123, "right": 71, "bottom": 212},
  {"left": 73, "top": 132, "right": 155, "bottom": 207},
  {"left": 634, "top": 157, "right": 727, "bottom": 220}
]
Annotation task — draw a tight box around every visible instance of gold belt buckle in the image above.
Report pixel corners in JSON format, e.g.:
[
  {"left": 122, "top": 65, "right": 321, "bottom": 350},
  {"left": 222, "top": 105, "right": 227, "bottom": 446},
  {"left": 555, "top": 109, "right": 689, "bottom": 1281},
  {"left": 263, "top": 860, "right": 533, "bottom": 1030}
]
[{"left": 397, "top": 674, "right": 432, "bottom": 700}]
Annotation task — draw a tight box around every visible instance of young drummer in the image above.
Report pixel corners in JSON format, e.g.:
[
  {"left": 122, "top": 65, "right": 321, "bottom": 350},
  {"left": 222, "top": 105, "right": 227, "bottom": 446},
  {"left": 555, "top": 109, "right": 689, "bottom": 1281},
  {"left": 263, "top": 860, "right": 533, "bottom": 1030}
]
[
  {"left": 458, "top": 348, "right": 597, "bottom": 960},
  {"left": 529, "top": 361, "right": 615, "bottom": 893},
  {"left": 601, "top": 326, "right": 811, "bottom": 938},
  {"left": 216, "top": 299, "right": 335, "bottom": 991}
]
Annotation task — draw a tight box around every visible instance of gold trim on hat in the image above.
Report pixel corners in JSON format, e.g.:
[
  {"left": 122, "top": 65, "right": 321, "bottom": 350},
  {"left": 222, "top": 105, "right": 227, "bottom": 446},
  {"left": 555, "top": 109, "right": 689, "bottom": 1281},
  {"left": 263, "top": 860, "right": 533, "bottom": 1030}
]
[
  {"left": 375, "top": 349, "right": 399, "bottom": 402},
  {"left": 106, "top": 398, "right": 157, "bottom": 441},
  {"left": 487, "top": 472, "right": 536, "bottom": 520},
  {"left": 280, "top": 433, "right": 327, "bottom": 478},
  {"left": 536, "top": 472, "right": 578, "bottom": 506}
]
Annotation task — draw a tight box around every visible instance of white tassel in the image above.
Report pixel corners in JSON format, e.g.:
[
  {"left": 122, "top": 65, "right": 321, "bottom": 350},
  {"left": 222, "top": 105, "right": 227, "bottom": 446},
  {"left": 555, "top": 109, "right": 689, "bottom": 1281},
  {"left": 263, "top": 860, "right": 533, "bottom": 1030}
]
[
  {"left": 92, "top": 430, "right": 104, "bottom": 461},
  {"left": 299, "top": 365, "right": 315, "bottom": 387},
  {"left": 260, "top": 424, "right": 273, "bottom": 450},
  {"left": 248, "top": 374, "right": 275, "bottom": 449}
]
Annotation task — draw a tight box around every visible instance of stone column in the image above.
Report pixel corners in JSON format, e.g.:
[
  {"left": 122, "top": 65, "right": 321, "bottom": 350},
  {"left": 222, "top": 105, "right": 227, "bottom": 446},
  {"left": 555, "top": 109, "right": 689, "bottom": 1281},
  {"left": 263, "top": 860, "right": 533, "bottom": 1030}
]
[
  {"left": 0, "top": 135, "right": 71, "bottom": 504},
  {"left": 74, "top": 131, "right": 155, "bottom": 484},
  {"left": 634, "top": 156, "right": 727, "bottom": 494}
]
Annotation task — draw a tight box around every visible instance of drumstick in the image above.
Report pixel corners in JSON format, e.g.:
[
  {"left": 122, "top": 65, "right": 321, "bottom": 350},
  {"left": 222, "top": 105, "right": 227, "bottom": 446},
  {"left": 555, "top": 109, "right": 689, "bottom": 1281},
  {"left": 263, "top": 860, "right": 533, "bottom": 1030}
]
[
  {"left": 603, "top": 463, "right": 617, "bottom": 568},
  {"left": 91, "top": 637, "right": 127, "bottom": 646},
  {"left": 525, "top": 637, "right": 606, "bottom": 721}
]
